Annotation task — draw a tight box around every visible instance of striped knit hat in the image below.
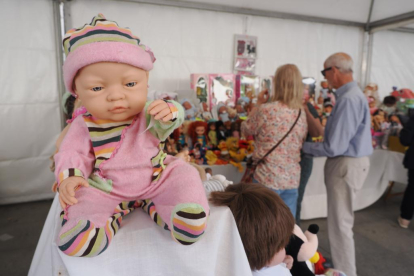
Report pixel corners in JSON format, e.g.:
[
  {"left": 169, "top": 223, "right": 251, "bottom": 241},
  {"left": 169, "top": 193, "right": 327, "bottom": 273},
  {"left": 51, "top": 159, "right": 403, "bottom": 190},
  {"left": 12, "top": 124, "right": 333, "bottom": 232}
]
[{"left": 62, "top": 13, "right": 156, "bottom": 95}]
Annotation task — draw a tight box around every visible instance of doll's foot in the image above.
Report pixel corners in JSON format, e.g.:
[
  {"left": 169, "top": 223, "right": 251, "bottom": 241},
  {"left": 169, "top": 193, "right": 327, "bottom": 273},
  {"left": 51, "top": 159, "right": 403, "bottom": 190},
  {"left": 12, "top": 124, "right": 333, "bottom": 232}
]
[{"left": 398, "top": 216, "right": 410, "bottom": 228}]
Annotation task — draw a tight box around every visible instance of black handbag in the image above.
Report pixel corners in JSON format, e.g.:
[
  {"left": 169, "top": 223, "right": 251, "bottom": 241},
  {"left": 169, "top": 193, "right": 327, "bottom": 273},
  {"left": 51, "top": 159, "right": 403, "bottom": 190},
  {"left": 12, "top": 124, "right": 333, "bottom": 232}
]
[{"left": 241, "top": 109, "right": 302, "bottom": 183}]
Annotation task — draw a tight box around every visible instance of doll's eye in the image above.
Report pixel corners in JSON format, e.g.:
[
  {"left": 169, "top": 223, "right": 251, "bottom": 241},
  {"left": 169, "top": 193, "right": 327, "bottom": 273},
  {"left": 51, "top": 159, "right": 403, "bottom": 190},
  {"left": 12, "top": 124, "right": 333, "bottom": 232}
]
[
  {"left": 92, "top": 87, "right": 103, "bottom": 92},
  {"left": 126, "top": 82, "right": 137, "bottom": 87}
]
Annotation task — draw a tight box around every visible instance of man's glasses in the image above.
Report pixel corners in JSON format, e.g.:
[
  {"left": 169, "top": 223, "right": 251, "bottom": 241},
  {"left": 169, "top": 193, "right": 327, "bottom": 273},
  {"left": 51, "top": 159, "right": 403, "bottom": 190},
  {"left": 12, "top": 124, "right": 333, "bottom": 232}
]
[{"left": 321, "top": 67, "right": 333, "bottom": 77}]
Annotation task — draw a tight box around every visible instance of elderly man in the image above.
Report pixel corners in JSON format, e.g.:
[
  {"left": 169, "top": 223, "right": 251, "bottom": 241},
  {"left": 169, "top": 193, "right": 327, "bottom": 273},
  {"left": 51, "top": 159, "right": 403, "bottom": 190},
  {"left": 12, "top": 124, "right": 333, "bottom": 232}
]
[{"left": 303, "top": 53, "right": 373, "bottom": 276}]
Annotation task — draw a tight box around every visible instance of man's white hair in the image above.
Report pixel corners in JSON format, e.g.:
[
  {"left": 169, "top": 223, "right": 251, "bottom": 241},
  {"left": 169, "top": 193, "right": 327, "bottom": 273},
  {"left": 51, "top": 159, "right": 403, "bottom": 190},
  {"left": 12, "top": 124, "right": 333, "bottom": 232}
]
[{"left": 324, "top": 53, "right": 353, "bottom": 74}]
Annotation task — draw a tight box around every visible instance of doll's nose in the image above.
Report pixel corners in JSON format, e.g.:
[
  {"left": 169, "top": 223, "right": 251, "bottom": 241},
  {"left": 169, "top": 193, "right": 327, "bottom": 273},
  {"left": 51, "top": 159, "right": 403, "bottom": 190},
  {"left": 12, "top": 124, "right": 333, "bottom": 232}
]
[{"left": 107, "top": 88, "right": 125, "bottom": 101}]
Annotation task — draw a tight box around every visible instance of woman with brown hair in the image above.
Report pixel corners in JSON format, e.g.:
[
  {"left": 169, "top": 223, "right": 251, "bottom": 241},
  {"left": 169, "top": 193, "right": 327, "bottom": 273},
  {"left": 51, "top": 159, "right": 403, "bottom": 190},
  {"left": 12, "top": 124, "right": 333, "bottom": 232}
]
[{"left": 241, "top": 64, "right": 308, "bottom": 216}]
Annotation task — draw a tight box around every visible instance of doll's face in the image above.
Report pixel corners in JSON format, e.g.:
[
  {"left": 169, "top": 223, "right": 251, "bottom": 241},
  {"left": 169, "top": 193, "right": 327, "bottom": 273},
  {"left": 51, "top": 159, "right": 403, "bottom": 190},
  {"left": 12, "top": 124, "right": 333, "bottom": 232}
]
[
  {"left": 182, "top": 101, "right": 192, "bottom": 110},
  {"left": 74, "top": 62, "right": 148, "bottom": 121},
  {"left": 325, "top": 106, "right": 333, "bottom": 113},
  {"left": 219, "top": 106, "right": 227, "bottom": 114},
  {"left": 209, "top": 124, "right": 216, "bottom": 131},
  {"left": 195, "top": 126, "right": 205, "bottom": 136}
]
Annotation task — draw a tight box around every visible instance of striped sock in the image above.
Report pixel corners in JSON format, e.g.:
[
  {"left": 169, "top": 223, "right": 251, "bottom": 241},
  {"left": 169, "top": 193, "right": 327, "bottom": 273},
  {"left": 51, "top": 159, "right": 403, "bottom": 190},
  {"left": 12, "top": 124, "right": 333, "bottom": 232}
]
[
  {"left": 141, "top": 199, "right": 169, "bottom": 230},
  {"left": 171, "top": 203, "right": 207, "bottom": 245},
  {"left": 57, "top": 200, "right": 138, "bottom": 257}
]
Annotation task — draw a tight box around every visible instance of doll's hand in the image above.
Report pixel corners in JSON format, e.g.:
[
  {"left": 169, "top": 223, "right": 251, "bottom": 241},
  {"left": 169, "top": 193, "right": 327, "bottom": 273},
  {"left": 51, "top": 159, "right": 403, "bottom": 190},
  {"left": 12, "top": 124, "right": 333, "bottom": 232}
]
[
  {"left": 58, "top": 176, "right": 89, "bottom": 206},
  {"left": 147, "top": 100, "right": 173, "bottom": 122},
  {"left": 283, "top": 255, "right": 294, "bottom": 270}
]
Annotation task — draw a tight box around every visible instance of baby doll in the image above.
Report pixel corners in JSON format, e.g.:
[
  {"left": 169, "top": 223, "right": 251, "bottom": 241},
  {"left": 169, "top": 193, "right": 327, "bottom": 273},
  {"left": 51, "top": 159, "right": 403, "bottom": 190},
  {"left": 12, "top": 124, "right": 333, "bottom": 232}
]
[
  {"left": 188, "top": 121, "right": 208, "bottom": 148},
  {"left": 180, "top": 98, "right": 197, "bottom": 120},
  {"left": 54, "top": 14, "right": 208, "bottom": 257},
  {"left": 323, "top": 101, "right": 333, "bottom": 117}
]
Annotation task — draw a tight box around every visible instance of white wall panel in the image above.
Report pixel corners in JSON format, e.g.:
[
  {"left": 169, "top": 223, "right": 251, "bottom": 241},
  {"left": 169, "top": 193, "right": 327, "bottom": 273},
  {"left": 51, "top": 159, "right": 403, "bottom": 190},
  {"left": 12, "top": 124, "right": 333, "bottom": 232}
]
[
  {"left": 370, "top": 30, "right": 414, "bottom": 99},
  {"left": 0, "top": 0, "right": 60, "bottom": 204},
  {"left": 68, "top": 0, "right": 363, "bottom": 93}
]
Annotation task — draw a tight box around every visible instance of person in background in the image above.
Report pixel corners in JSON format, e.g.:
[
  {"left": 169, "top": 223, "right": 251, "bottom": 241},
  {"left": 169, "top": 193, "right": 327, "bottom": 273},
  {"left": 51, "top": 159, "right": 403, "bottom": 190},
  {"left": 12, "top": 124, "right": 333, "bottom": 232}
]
[
  {"left": 296, "top": 98, "right": 324, "bottom": 225},
  {"left": 398, "top": 114, "right": 414, "bottom": 228},
  {"left": 241, "top": 64, "right": 307, "bottom": 216},
  {"left": 302, "top": 52, "right": 373, "bottom": 276}
]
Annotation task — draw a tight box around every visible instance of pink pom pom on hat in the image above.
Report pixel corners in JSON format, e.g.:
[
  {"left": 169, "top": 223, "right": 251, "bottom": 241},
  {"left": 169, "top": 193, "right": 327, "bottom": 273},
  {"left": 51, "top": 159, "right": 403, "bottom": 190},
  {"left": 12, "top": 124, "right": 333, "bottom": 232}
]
[{"left": 62, "top": 13, "right": 156, "bottom": 96}]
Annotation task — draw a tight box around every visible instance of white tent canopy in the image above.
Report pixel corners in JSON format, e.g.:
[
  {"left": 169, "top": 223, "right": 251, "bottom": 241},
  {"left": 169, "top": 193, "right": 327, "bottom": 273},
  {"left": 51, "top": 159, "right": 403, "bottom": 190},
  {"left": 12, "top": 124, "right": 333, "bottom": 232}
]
[{"left": 1, "top": 0, "right": 414, "bottom": 204}]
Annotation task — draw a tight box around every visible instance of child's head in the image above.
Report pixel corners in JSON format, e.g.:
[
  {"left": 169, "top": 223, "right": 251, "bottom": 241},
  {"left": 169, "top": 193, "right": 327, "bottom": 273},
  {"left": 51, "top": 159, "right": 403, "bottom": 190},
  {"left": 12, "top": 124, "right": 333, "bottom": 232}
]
[
  {"left": 205, "top": 168, "right": 212, "bottom": 175},
  {"left": 210, "top": 183, "right": 294, "bottom": 270},
  {"left": 62, "top": 14, "right": 155, "bottom": 121}
]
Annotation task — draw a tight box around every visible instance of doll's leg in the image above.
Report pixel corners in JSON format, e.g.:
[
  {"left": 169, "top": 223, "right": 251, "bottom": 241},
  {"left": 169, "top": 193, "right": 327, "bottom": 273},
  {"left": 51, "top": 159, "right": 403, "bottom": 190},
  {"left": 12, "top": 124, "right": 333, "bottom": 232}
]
[
  {"left": 57, "top": 187, "right": 140, "bottom": 257},
  {"left": 141, "top": 199, "right": 169, "bottom": 231},
  {"left": 151, "top": 162, "right": 209, "bottom": 245}
]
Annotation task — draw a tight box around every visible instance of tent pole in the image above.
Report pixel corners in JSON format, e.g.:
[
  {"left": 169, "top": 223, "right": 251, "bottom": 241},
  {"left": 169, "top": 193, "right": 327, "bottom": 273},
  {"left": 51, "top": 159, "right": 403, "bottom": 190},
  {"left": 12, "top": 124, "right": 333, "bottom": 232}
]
[{"left": 52, "top": 0, "right": 66, "bottom": 130}]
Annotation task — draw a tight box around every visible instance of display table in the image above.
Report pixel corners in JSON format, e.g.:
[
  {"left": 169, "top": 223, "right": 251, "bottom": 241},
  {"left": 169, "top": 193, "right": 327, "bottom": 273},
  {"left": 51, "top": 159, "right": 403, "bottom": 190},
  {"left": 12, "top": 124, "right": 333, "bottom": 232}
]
[
  {"left": 29, "top": 195, "right": 252, "bottom": 276},
  {"left": 205, "top": 150, "right": 407, "bottom": 220}
]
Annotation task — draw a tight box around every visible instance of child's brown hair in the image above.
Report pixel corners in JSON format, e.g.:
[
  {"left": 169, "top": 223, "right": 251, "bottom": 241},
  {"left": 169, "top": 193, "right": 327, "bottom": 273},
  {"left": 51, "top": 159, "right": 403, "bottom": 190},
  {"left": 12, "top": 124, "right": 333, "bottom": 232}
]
[{"left": 210, "top": 183, "right": 294, "bottom": 270}]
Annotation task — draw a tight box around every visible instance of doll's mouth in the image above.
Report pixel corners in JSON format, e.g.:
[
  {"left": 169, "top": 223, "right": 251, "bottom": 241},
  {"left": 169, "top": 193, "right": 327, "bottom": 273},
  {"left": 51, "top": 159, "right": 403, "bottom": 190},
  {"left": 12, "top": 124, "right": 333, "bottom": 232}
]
[{"left": 110, "top": 106, "right": 128, "bottom": 113}]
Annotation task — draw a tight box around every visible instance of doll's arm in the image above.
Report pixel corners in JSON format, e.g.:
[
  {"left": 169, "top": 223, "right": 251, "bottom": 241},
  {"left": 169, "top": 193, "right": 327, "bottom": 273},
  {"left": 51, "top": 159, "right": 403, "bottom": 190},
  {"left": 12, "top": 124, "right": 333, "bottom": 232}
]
[
  {"left": 145, "top": 100, "right": 184, "bottom": 141},
  {"left": 297, "top": 224, "right": 319, "bottom": 262},
  {"left": 54, "top": 116, "right": 95, "bottom": 187}
]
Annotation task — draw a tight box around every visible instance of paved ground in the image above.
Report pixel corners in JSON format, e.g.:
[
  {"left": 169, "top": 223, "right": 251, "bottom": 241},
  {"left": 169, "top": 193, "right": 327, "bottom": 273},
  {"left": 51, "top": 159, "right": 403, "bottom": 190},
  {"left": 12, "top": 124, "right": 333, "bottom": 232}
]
[{"left": 1, "top": 182, "right": 413, "bottom": 276}]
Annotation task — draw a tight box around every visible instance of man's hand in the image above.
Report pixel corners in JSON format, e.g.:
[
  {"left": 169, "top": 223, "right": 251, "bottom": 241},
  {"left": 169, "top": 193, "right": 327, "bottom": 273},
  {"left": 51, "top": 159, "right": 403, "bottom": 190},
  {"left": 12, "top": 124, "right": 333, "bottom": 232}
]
[
  {"left": 58, "top": 176, "right": 89, "bottom": 207},
  {"left": 147, "top": 100, "right": 173, "bottom": 122}
]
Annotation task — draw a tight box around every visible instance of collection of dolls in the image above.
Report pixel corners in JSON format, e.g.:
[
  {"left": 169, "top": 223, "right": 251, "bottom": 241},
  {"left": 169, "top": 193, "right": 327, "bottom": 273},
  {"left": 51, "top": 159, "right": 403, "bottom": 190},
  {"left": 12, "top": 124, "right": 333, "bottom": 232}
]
[{"left": 164, "top": 117, "right": 254, "bottom": 170}]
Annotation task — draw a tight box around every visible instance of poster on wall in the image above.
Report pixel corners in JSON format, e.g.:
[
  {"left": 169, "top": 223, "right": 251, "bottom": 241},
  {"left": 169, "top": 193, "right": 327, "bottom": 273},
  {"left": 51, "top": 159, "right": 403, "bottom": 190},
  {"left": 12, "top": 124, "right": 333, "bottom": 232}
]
[{"left": 234, "top": 34, "right": 257, "bottom": 74}]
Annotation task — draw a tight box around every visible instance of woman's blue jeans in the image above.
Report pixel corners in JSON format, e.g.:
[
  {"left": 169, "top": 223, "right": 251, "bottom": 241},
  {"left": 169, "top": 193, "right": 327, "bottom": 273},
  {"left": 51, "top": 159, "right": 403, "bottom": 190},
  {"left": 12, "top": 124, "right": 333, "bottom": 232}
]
[{"left": 252, "top": 178, "right": 298, "bottom": 218}]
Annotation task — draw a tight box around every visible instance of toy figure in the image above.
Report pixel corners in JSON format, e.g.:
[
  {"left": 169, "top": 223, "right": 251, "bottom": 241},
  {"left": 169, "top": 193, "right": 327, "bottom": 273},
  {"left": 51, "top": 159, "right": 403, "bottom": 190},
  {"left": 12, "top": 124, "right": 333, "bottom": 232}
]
[
  {"left": 198, "top": 101, "right": 213, "bottom": 121},
  {"left": 180, "top": 98, "right": 197, "bottom": 120},
  {"left": 228, "top": 107, "right": 238, "bottom": 122},
  {"left": 323, "top": 101, "right": 333, "bottom": 117},
  {"left": 189, "top": 121, "right": 208, "bottom": 148},
  {"left": 231, "top": 121, "right": 241, "bottom": 139},
  {"left": 321, "top": 116, "right": 328, "bottom": 128},
  {"left": 226, "top": 137, "right": 245, "bottom": 172},
  {"left": 215, "top": 120, "right": 227, "bottom": 143},
  {"left": 217, "top": 141, "right": 230, "bottom": 163},
  {"left": 236, "top": 97, "right": 249, "bottom": 119},
  {"left": 368, "top": 96, "right": 378, "bottom": 115},
  {"left": 217, "top": 103, "right": 230, "bottom": 122},
  {"left": 364, "top": 83, "right": 380, "bottom": 106},
  {"left": 208, "top": 121, "right": 218, "bottom": 147},
  {"left": 196, "top": 77, "right": 208, "bottom": 104},
  {"left": 286, "top": 224, "right": 320, "bottom": 276},
  {"left": 224, "top": 121, "right": 233, "bottom": 137},
  {"left": 54, "top": 14, "right": 208, "bottom": 257}
]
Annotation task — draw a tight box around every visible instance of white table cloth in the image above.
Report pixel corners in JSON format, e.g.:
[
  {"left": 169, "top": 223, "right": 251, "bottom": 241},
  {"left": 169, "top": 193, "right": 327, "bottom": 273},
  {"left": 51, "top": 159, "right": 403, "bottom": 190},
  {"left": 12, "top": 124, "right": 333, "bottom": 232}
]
[
  {"left": 29, "top": 195, "right": 252, "bottom": 276},
  {"left": 205, "top": 150, "right": 407, "bottom": 220}
]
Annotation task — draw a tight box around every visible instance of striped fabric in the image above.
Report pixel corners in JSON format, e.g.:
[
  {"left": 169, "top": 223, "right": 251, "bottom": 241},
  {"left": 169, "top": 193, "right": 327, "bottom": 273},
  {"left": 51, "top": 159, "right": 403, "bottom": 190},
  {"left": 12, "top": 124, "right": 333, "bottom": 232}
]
[
  {"left": 63, "top": 13, "right": 143, "bottom": 56},
  {"left": 141, "top": 199, "right": 169, "bottom": 230},
  {"left": 150, "top": 142, "right": 167, "bottom": 182},
  {"left": 83, "top": 114, "right": 133, "bottom": 172},
  {"left": 172, "top": 203, "right": 207, "bottom": 245},
  {"left": 58, "top": 200, "right": 138, "bottom": 257},
  {"left": 58, "top": 168, "right": 84, "bottom": 186},
  {"left": 164, "top": 100, "right": 179, "bottom": 122}
]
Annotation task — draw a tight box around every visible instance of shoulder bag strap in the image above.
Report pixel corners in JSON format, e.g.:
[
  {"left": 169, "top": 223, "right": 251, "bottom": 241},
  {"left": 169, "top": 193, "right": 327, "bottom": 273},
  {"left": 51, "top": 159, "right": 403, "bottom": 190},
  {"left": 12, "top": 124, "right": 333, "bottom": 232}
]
[{"left": 257, "top": 109, "right": 302, "bottom": 164}]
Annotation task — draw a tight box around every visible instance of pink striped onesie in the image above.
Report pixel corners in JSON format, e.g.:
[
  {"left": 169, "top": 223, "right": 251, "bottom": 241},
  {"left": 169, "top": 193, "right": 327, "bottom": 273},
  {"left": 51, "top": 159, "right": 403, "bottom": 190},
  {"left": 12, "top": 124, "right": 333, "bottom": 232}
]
[{"left": 54, "top": 101, "right": 209, "bottom": 257}]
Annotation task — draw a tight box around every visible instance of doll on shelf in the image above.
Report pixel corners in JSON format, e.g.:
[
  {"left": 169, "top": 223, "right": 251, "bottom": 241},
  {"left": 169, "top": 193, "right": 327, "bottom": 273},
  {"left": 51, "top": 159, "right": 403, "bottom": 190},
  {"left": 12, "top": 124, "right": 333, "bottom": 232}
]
[
  {"left": 228, "top": 107, "right": 238, "bottom": 122},
  {"left": 217, "top": 102, "right": 230, "bottom": 122},
  {"left": 368, "top": 96, "right": 378, "bottom": 115},
  {"left": 54, "top": 14, "right": 209, "bottom": 257},
  {"left": 180, "top": 98, "right": 198, "bottom": 120},
  {"left": 189, "top": 121, "right": 209, "bottom": 148},
  {"left": 207, "top": 121, "right": 218, "bottom": 147},
  {"left": 215, "top": 120, "right": 227, "bottom": 143},
  {"left": 231, "top": 121, "right": 241, "bottom": 139},
  {"left": 323, "top": 101, "right": 333, "bottom": 117}
]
